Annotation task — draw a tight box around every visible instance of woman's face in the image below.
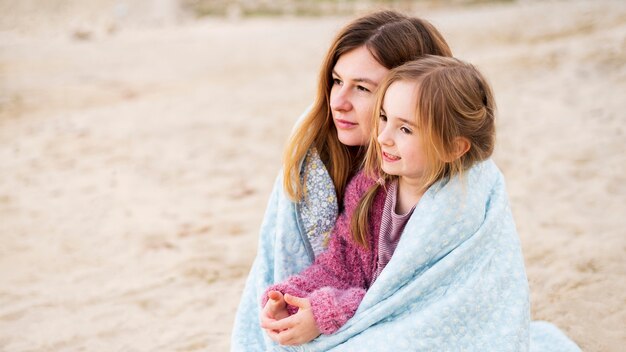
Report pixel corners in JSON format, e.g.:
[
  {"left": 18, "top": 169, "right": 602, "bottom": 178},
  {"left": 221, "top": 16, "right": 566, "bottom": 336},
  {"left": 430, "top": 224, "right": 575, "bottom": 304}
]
[{"left": 330, "top": 46, "right": 389, "bottom": 146}]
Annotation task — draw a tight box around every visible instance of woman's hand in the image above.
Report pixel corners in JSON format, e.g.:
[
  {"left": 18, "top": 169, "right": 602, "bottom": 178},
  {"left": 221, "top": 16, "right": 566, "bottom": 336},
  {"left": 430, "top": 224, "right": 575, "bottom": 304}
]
[
  {"left": 261, "top": 294, "right": 321, "bottom": 346},
  {"left": 260, "top": 290, "right": 290, "bottom": 329}
]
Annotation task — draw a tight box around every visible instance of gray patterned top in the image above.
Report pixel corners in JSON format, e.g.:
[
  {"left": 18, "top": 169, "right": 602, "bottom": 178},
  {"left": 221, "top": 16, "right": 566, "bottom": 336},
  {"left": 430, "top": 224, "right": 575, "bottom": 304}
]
[{"left": 297, "top": 148, "right": 339, "bottom": 257}]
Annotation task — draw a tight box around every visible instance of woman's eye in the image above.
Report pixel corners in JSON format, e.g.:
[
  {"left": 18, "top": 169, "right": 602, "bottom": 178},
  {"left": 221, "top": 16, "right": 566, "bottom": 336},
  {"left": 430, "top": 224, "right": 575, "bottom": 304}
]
[
  {"left": 400, "top": 126, "right": 413, "bottom": 134},
  {"left": 379, "top": 114, "right": 387, "bottom": 122},
  {"left": 356, "top": 85, "right": 371, "bottom": 93},
  {"left": 332, "top": 78, "right": 342, "bottom": 86}
]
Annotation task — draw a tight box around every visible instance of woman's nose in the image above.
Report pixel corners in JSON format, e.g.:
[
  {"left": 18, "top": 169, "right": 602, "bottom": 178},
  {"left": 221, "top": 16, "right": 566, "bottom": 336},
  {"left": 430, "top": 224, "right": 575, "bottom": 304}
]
[{"left": 330, "top": 87, "right": 352, "bottom": 112}]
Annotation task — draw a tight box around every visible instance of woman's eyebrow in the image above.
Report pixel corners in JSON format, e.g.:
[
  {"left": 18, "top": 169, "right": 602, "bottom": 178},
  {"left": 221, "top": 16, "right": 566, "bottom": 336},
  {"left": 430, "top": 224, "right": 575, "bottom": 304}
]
[
  {"left": 353, "top": 77, "right": 378, "bottom": 86},
  {"left": 332, "top": 70, "right": 377, "bottom": 86}
]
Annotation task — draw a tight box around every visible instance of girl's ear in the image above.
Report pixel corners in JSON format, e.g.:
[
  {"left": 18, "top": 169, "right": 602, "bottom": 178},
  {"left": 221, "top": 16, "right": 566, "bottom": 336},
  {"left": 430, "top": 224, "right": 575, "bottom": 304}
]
[{"left": 454, "top": 137, "right": 471, "bottom": 159}]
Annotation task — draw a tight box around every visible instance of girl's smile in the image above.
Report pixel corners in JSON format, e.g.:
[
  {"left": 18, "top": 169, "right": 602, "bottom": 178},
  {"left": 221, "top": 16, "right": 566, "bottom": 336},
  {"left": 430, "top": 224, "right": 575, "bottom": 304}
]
[{"left": 381, "top": 151, "right": 400, "bottom": 162}]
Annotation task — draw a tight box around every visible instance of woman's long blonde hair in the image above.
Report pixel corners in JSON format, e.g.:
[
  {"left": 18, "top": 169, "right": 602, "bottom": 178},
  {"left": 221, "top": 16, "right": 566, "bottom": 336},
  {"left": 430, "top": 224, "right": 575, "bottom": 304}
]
[
  {"left": 282, "top": 11, "right": 452, "bottom": 205},
  {"left": 351, "top": 56, "right": 497, "bottom": 247}
]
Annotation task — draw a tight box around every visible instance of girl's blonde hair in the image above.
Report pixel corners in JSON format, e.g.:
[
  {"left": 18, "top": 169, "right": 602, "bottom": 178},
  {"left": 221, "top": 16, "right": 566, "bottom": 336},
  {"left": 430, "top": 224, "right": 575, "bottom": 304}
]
[
  {"left": 352, "top": 56, "right": 496, "bottom": 247},
  {"left": 282, "top": 11, "right": 452, "bottom": 205}
]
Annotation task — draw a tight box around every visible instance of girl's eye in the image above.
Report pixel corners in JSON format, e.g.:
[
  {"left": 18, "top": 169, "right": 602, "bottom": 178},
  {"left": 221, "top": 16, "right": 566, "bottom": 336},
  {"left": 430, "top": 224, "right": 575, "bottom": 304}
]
[
  {"left": 379, "top": 114, "right": 387, "bottom": 122},
  {"left": 332, "top": 78, "right": 342, "bottom": 86},
  {"left": 400, "top": 126, "right": 413, "bottom": 134}
]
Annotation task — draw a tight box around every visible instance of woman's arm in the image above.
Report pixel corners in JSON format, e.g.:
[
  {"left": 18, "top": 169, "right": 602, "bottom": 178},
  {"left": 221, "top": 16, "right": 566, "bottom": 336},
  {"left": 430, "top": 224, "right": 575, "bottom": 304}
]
[{"left": 261, "top": 172, "right": 376, "bottom": 335}]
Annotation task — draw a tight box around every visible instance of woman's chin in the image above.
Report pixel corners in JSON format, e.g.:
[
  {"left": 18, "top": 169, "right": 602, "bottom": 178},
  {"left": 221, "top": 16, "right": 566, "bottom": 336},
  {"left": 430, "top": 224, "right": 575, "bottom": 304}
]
[{"left": 337, "top": 133, "right": 368, "bottom": 147}]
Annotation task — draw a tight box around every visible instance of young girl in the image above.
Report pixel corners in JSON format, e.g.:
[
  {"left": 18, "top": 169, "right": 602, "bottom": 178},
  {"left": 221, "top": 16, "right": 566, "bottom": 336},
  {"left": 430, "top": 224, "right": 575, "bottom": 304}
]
[{"left": 260, "top": 56, "right": 496, "bottom": 346}]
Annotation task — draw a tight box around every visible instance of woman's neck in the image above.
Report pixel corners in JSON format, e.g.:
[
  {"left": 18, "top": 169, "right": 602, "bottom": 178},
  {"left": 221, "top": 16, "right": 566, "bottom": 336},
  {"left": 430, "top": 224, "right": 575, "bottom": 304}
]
[
  {"left": 347, "top": 145, "right": 365, "bottom": 162},
  {"left": 345, "top": 146, "right": 365, "bottom": 178},
  {"left": 395, "top": 177, "right": 425, "bottom": 215}
]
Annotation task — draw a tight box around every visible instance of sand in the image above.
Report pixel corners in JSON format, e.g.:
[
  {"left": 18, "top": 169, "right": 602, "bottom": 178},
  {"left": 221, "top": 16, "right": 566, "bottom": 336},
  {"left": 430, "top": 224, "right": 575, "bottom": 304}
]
[{"left": 0, "top": 0, "right": 624, "bottom": 351}]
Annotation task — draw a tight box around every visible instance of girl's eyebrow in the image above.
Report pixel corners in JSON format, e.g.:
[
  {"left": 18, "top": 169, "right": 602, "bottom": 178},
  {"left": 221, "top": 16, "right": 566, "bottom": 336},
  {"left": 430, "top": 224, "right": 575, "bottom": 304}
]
[
  {"left": 332, "top": 70, "right": 378, "bottom": 86},
  {"left": 382, "top": 107, "right": 416, "bottom": 127},
  {"left": 398, "top": 117, "right": 417, "bottom": 127}
]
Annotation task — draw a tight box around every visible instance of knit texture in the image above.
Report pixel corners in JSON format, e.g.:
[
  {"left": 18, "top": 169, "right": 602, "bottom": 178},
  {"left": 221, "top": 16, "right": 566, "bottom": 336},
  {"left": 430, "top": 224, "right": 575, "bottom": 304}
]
[{"left": 262, "top": 171, "right": 386, "bottom": 334}]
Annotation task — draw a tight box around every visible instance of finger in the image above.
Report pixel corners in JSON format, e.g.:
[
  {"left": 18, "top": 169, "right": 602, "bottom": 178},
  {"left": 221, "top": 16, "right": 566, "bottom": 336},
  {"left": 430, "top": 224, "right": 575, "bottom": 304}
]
[
  {"left": 268, "top": 290, "right": 284, "bottom": 301},
  {"left": 268, "top": 300, "right": 284, "bottom": 313},
  {"left": 263, "top": 293, "right": 286, "bottom": 319},
  {"left": 262, "top": 314, "right": 297, "bottom": 331},
  {"left": 268, "top": 293, "right": 286, "bottom": 311},
  {"left": 259, "top": 314, "right": 278, "bottom": 329},
  {"left": 260, "top": 311, "right": 289, "bottom": 330},
  {"left": 272, "top": 327, "right": 298, "bottom": 346},
  {"left": 261, "top": 302, "right": 278, "bottom": 320},
  {"left": 264, "top": 327, "right": 282, "bottom": 343},
  {"left": 284, "top": 293, "right": 310, "bottom": 309}
]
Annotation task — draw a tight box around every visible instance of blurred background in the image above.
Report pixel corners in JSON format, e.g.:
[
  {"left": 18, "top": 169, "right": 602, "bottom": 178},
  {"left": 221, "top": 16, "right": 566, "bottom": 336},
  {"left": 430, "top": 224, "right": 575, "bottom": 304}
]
[{"left": 1, "top": 0, "right": 625, "bottom": 351}]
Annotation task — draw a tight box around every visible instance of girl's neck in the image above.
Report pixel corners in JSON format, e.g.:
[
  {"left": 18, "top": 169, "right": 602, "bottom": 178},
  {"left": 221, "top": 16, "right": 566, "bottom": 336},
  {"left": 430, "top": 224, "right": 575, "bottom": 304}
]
[{"left": 395, "top": 177, "right": 426, "bottom": 214}]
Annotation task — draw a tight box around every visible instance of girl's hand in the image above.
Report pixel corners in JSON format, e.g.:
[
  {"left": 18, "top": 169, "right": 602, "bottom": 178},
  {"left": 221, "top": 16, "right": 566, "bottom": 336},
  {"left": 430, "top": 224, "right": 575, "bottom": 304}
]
[
  {"left": 261, "top": 294, "right": 321, "bottom": 346},
  {"left": 260, "top": 291, "right": 289, "bottom": 330}
]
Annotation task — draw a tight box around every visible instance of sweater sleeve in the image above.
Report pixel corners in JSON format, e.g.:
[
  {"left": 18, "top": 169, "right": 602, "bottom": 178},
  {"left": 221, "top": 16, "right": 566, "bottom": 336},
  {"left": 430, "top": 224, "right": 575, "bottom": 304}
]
[{"left": 261, "top": 172, "right": 376, "bottom": 334}]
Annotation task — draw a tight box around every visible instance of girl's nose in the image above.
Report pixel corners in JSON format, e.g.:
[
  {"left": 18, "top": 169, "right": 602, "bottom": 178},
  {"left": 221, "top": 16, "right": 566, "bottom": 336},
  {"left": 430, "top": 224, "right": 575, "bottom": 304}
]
[
  {"left": 330, "top": 87, "right": 352, "bottom": 112},
  {"left": 377, "top": 126, "right": 392, "bottom": 146}
]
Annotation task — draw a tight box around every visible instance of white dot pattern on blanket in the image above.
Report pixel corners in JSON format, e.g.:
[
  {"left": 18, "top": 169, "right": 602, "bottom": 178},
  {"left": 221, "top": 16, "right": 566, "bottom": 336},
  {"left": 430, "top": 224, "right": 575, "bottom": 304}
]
[
  {"left": 232, "top": 153, "right": 581, "bottom": 352},
  {"left": 302, "top": 160, "right": 531, "bottom": 351}
]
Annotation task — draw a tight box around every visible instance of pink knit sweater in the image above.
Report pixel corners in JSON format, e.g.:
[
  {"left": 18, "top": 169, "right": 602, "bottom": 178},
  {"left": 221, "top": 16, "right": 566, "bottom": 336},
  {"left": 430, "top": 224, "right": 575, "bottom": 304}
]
[{"left": 262, "top": 171, "right": 386, "bottom": 335}]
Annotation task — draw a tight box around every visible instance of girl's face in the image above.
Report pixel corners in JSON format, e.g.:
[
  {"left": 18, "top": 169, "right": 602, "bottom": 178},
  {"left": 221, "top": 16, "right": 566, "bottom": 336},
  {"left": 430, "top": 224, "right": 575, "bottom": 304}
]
[
  {"left": 377, "top": 80, "right": 428, "bottom": 184},
  {"left": 330, "top": 46, "right": 389, "bottom": 146}
]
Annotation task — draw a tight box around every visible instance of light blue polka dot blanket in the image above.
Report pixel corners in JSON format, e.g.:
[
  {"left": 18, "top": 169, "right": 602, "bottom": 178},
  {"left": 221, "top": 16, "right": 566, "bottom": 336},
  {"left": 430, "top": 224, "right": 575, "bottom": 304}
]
[{"left": 231, "top": 152, "right": 580, "bottom": 351}]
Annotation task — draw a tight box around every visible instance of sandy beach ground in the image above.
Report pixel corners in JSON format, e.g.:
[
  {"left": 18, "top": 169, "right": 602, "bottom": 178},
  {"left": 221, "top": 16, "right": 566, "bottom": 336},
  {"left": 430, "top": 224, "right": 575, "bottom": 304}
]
[{"left": 1, "top": 0, "right": 625, "bottom": 351}]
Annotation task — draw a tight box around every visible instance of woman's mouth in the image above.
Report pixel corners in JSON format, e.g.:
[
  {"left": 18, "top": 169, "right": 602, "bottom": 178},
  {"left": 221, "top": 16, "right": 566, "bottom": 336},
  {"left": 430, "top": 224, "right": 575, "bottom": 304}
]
[
  {"left": 382, "top": 151, "right": 400, "bottom": 162},
  {"left": 334, "top": 119, "right": 358, "bottom": 129}
]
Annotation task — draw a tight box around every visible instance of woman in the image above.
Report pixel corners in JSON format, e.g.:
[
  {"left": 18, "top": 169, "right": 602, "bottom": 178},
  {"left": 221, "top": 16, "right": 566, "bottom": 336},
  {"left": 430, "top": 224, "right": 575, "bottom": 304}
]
[{"left": 231, "top": 10, "right": 451, "bottom": 351}]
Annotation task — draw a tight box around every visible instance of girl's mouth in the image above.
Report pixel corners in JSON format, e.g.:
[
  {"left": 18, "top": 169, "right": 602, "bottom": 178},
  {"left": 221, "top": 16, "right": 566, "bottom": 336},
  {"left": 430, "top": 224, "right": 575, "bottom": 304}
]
[{"left": 382, "top": 151, "right": 400, "bottom": 162}]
